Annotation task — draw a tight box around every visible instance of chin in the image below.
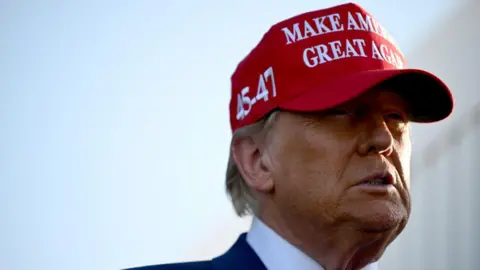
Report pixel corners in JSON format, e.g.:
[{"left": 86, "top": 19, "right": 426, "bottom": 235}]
[{"left": 352, "top": 200, "right": 408, "bottom": 233}]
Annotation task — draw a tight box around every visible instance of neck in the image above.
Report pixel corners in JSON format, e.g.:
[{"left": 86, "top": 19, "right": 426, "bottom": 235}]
[{"left": 258, "top": 204, "right": 398, "bottom": 270}]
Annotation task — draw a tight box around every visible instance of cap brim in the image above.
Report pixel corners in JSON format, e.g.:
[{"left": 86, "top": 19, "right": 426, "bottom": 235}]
[{"left": 279, "top": 69, "right": 454, "bottom": 123}]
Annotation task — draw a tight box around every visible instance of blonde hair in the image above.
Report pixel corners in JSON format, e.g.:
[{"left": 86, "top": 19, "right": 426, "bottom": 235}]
[{"left": 225, "top": 111, "right": 278, "bottom": 217}]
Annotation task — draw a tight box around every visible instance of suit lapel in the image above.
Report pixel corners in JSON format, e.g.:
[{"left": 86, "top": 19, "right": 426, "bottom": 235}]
[{"left": 212, "top": 233, "right": 267, "bottom": 270}]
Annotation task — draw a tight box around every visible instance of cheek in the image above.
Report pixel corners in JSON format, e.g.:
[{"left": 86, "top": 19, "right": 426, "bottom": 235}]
[{"left": 269, "top": 131, "right": 345, "bottom": 200}]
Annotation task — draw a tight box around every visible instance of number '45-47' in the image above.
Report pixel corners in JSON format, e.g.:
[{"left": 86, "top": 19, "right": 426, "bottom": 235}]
[{"left": 236, "top": 66, "right": 277, "bottom": 120}]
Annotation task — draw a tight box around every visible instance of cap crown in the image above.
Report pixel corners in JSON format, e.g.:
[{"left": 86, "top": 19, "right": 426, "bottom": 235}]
[{"left": 229, "top": 3, "right": 405, "bottom": 132}]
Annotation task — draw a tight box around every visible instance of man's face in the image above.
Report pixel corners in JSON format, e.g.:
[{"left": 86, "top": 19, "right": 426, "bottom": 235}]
[{"left": 264, "top": 87, "right": 412, "bottom": 232}]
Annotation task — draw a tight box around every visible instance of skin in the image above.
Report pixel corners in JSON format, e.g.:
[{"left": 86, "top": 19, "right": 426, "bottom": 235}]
[{"left": 233, "top": 87, "right": 413, "bottom": 270}]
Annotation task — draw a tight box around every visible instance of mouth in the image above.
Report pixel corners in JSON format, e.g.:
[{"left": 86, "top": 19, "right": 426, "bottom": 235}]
[
  {"left": 362, "top": 178, "right": 390, "bottom": 185},
  {"left": 357, "top": 172, "right": 395, "bottom": 187}
]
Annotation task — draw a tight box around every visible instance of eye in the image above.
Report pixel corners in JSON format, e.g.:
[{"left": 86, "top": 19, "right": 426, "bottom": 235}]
[{"left": 386, "top": 111, "right": 406, "bottom": 122}]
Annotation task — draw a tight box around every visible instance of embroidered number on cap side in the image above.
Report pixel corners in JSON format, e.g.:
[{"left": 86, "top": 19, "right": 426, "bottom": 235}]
[
  {"left": 257, "top": 75, "right": 269, "bottom": 102},
  {"left": 263, "top": 67, "right": 276, "bottom": 98},
  {"left": 236, "top": 66, "right": 277, "bottom": 120},
  {"left": 236, "top": 87, "right": 252, "bottom": 120}
]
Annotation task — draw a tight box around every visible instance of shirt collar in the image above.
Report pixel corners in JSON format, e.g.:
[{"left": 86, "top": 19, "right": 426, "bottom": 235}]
[{"left": 245, "top": 217, "right": 379, "bottom": 270}]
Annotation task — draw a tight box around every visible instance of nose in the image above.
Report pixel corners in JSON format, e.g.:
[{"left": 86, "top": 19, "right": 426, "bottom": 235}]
[{"left": 357, "top": 115, "right": 394, "bottom": 156}]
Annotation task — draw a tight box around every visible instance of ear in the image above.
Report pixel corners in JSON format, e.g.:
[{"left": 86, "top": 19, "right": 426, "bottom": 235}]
[{"left": 232, "top": 136, "right": 274, "bottom": 193}]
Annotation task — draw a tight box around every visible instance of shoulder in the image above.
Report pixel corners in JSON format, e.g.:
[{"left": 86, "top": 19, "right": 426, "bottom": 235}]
[
  {"left": 124, "top": 260, "right": 212, "bottom": 270},
  {"left": 123, "top": 233, "right": 264, "bottom": 270}
]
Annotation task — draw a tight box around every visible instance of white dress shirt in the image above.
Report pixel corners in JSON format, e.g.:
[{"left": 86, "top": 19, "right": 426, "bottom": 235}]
[{"left": 246, "top": 217, "right": 379, "bottom": 270}]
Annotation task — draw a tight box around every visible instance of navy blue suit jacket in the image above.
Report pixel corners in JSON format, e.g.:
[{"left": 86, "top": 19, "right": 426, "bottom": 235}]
[{"left": 125, "top": 233, "right": 267, "bottom": 270}]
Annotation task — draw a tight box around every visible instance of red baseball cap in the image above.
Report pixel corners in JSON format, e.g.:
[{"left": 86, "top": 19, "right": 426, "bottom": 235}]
[{"left": 229, "top": 2, "right": 454, "bottom": 132}]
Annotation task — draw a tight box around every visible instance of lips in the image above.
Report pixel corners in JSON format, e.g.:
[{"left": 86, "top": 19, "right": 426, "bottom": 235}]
[{"left": 358, "top": 172, "right": 394, "bottom": 186}]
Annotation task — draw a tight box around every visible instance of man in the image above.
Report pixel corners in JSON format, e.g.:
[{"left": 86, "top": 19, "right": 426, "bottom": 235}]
[{"left": 127, "top": 2, "right": 453, "bottom": 270}]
